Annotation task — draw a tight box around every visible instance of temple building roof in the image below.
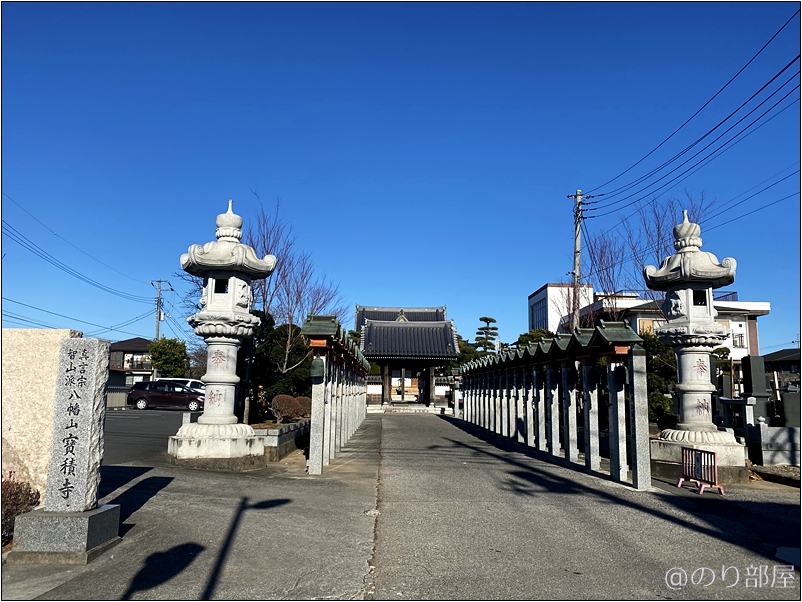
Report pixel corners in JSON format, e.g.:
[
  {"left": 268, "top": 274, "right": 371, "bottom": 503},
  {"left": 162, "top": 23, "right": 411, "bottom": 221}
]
[
  {"left": 354, "top": 305, "right": 447, "bottom": 330},
  {"left": 360, "top": 319, "right": 459, "bottom": 361}
]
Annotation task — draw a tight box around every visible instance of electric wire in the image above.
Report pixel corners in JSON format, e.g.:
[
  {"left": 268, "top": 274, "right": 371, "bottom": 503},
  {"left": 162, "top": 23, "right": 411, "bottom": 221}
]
[
  {"left": 587, "top": 84, "right": 800, "bottom": 219},
  {"left": 588, "top": 59, "right": 801, "bottom": 207},
  {"left": 2, "top": 192, "right": 149, "bottom": 284},
  {"left": 702, "top": 170, "right": 799, "bottom": 224},
  {"left": 705, "top": 192, "right": 799, "bottom": 232},
  {"left": 2, "top": 219, "right": 153, "bottom": 303},
  {"left": 588, "top": 97, "right": 800, "bottom": 241},
  {"left": 585, "top": 8, "right": 800, "bottom": 195},
  {"left": 581, "top": 192, "right": 799, "bottom": 283},
  {"left": 3, "top": 297, "right": 153, "bottom": 337}
]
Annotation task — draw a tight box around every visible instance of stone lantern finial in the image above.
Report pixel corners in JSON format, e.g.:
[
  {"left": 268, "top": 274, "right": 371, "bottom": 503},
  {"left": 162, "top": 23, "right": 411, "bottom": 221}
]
[
  {"left": 673, "top": 210, "right": 702, "bottom": 252},
  {"left": 215, "top": 199, "right": 243, "bottom": 242}
]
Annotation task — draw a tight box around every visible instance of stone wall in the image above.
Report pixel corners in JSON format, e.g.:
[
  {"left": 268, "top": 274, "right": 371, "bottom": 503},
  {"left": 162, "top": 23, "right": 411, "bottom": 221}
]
[{"left": 1, "top": 329, "right": 82, "bottom": 497}]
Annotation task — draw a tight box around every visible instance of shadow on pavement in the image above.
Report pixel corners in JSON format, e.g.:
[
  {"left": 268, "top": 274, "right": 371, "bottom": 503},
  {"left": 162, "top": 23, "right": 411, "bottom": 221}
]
[
  {"left": 121, "top": 542, "right": 205, "bottom": 600},
  {"left": 106, "top": 475, "right": 174, "bottom": 535},
  {"left": 438, "top": 415, "right": 799, "bottom": 565},
  {"left": 98, "top": 465, "right": 153, "bottom": 499},
  {"left": 201, "top": 497, "right": 292, "bottom": 600}
]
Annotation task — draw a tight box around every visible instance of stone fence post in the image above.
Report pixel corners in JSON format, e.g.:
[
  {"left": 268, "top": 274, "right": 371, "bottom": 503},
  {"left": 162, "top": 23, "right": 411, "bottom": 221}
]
[
  {"left": 458, "top": 322, "right": 649, "bottom": 489},
  {"left": 301, "top": 315, "right": 370, "bottom": 475}
]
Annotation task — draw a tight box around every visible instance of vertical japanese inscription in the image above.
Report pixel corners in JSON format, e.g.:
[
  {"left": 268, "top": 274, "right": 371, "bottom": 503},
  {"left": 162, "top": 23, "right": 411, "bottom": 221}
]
[{"left": 44, "top": 338, "right": 109, "bottom": 512}]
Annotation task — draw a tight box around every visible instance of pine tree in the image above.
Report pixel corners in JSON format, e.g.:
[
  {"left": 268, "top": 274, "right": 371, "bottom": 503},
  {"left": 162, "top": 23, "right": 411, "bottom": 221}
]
[{"left": 475, "top": 317, "right": 499, "bottom": 355}]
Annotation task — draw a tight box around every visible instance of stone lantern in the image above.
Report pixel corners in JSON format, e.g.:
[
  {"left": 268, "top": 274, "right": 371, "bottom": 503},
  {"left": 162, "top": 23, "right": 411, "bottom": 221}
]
[
  {"left": 168, "top": 200, "right": 275, "bottom": 466},
  {"left": 644, "top": 210, "right": 746, "bottom": 481}
]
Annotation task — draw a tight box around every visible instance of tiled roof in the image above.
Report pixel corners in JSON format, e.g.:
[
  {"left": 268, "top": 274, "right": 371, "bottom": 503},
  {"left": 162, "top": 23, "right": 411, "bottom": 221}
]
[
  {"left": 361, "top": 320, "right": 459, "bottom": 360},
  {"left": 109, "top": 337, "right": 152, "bottom": 352},
  {"left": 354, "top": 305, "right": 446, "bottom": 330},
  {"left": 763, "top": 348, "right": 800, "bottom": 363}
]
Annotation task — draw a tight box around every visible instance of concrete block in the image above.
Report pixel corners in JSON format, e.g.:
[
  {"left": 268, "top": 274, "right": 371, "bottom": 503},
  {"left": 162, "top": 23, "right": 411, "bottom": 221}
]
[{"left": 7, "top": 504, "right": 120, "bottom": 564}]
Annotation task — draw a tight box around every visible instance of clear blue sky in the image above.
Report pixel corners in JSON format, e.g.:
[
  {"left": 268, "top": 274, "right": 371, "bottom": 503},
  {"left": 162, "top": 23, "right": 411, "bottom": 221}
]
[{"left": 2, "top": 3, "right": 800, "bottom": 352}]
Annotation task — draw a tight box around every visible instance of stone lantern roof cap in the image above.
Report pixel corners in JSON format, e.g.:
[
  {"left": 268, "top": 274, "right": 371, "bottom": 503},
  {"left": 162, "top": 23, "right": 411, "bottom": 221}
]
[
  {"left": 643, "top": 210, "right": 736, "bottom": 291},
  {"left": 180, "top": 200, "right": 276, "bottom": 279}
]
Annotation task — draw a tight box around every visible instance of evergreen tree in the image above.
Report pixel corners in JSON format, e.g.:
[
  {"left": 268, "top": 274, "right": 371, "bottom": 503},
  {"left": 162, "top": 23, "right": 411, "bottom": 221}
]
[
  {"left": 517, "top": 328, "right": 554, "bottom": 348},
  {"left": 475, "top": 317, "right": 499, "bottom": 355},
  {"left": 640, "top": 331, "right": 678, "bottom": 422},
  {"left": 149, "top": 337, "right": 188, "bottom": 378}
]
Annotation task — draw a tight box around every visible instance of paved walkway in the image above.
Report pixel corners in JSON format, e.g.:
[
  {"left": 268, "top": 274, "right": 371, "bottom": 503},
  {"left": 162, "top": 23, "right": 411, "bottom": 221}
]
[{"left": 2, "top": 414, "right": 800, "bottom": 600}]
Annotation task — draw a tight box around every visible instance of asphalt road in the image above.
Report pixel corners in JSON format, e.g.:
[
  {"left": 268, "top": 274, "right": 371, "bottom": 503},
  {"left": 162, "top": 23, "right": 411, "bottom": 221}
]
[
  {"left": 102, "top": 409, "right": 199, "bottom": 465},
  {"left": 372, "top": 414, "right": 801, "bottom": 600},
  {"left": 3, "top": 413, "right": 799, "bottom": 600}
]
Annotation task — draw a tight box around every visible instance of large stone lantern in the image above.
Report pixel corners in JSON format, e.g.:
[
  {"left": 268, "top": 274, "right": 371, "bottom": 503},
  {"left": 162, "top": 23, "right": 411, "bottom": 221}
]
[
  {"left": 168, "top": 200, "right": 275, "bottom": 466},
  {"left": 644, "top": 211, "right": 746, "bottom": 482}
]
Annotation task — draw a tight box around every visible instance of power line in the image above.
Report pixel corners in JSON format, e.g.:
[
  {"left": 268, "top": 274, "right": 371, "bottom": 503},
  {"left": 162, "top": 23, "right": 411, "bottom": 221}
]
[
  {"left": 588, "top": 58, "right": 800, "bottom": 207},
  {"left": 702, "top": 170, "right": 799, "bottom": 223},
  {"left": 581, "top": 192, "right": 799, "bottom": 283},
  {"left": 700, "top": 161, "right": 799, "bottom": 219},
  {"left": 1, "top": 192, "right": 149, "bottom": 284},
  {"left": 2, "top": 219, "right": 153, "bottom": 304},
  {"left": 3, "top": 297, "right": 153, "bottom": 338},
  {"left": 585, "top": 9, "right": 800, "bottom": 195},
  {"left": 705, "top": 191, "right": 799, "bottom": 232},
  {"left": 587, "top": 84, "right": 800, "bottom": 219},
  {"left": 588, "top": 97, "right": 800, "bottom": 242}
]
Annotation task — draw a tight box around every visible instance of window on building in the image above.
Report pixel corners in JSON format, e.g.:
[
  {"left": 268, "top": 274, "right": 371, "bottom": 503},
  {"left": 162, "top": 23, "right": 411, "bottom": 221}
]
[{"left": 732, "top": 333, "right": 746, "bottom": 348}]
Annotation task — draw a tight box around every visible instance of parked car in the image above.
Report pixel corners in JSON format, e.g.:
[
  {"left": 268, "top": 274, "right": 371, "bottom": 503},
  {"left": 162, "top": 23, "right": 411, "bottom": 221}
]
[
  {"left": 155, "top": 378, "right": 206, "bottom": 394},
  {"left": 126, "top": 381, "right": 204, "bottom": 411}
]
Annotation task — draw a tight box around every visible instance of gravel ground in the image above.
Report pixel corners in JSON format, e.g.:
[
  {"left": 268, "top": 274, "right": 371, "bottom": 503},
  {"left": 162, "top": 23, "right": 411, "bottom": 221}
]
[{"left": 752, "top": 464, "right": 801, "bottom": 479}]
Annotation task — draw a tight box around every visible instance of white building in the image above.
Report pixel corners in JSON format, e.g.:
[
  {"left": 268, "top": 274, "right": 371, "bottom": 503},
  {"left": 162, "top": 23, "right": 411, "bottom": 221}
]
[
  {"left": 527, "top": 283, "right": 594, "bottom": 333},
  {"left": 578, "top": 291, "right": 770, "bottom": 361}
]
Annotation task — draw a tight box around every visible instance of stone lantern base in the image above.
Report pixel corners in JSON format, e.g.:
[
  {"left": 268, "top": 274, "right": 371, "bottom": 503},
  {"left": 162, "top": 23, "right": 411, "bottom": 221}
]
[
  {"left": 650, "top": 436, "right": 748, "bottom": 485},
  {"left": 167, "top": 423, "right": 268, "bottom": 470}
]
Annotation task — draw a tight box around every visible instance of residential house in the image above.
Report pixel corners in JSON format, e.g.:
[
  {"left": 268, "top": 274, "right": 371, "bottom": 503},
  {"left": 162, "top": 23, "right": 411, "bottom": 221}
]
[
  {"left": 108, "top": 337, "right": 154, "bottom": 387},
  {"left": 527, "top": 283, "right": 594, "bottom": 333},
  {"left": 763, "top": 348, "right": 801, "bottom": 391}
]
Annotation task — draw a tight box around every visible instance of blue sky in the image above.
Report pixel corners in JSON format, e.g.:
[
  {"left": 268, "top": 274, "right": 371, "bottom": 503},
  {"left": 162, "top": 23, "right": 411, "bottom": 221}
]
[{"left": 2, "top": 2, "right": 800, "bottom": 352}]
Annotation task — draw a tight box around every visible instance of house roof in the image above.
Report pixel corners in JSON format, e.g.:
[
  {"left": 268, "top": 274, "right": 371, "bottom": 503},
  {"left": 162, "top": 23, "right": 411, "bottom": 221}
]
[
  {"left": 360, "top": 320, "right": 459, "bottom": 360},
  {"left": 763, "top": 348, "right": 800, "bottom": 363},
  {"left": 109, "top": 337, "right": 152, "bottom": 353},
  {"left": 354, "top": 305, "right": 446, "bottom": 330}
]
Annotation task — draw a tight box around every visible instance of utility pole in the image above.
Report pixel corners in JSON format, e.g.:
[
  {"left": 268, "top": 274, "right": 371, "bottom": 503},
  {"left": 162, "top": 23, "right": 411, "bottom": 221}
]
[
  {"left": 151, "top": 279, "right": 172, "bottom": 340},
  {"left": 566, "top": 190, "right": 593, "bottom": 332}
]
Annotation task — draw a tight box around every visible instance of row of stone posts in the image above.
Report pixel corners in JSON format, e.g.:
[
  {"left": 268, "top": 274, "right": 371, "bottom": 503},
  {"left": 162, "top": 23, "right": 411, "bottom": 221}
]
[
  {"left": 301, "top": 315, "right": 370, "bottom": 475},
  {"left": 460, "top": 323, "right": 652, "bottom": 490}
]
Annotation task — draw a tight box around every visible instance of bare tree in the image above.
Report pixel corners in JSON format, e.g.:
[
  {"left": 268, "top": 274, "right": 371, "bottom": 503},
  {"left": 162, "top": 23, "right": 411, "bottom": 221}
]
[
  {"left": 582, "top": 229, "right": 630, "bottom": 322},
  {"left": 582, "top": 191, "right": 715, "bottom": 322},
  {"left": 270, "top": 249, "right": 347, "bottom": 373},
  {"left": 245, "top": 192, "right": 347, "bottom": 374},
  {"left": 174, "top": 192, "right": 346, "bottom": 376},
  {"left": 245, "top": 192, "right": 296, "bottom": 316},
  {"left": 621, "top": 192, "right": 713, "bottom": 310}
]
